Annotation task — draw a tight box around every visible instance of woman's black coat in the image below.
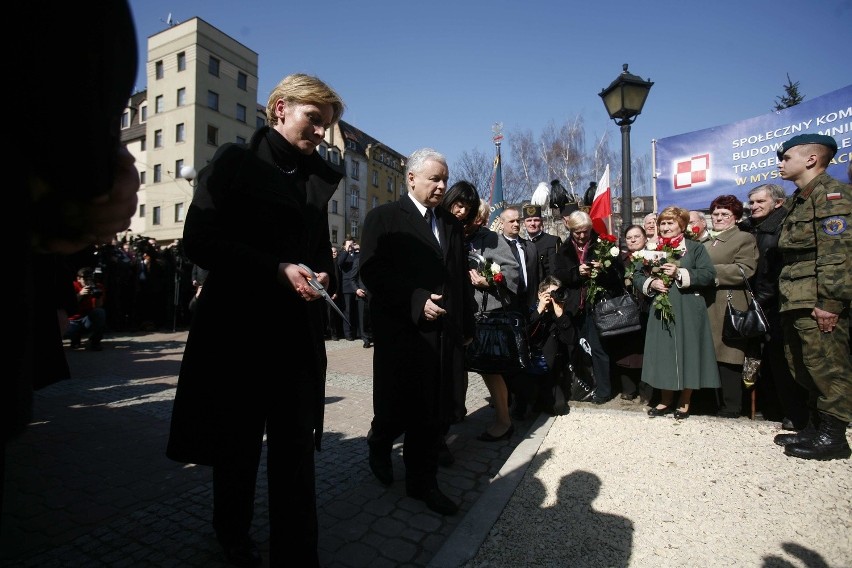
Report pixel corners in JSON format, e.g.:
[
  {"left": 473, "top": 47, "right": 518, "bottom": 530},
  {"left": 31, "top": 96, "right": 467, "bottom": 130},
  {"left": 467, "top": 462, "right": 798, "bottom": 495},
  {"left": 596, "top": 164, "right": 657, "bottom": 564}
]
[{"left": 167, "top": 126, "right": 343, "bottom": 465}]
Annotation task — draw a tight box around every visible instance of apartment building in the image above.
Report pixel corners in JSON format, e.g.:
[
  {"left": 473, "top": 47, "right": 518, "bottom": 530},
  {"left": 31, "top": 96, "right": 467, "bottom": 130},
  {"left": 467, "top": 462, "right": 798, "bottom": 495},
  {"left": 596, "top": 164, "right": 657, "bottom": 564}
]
[{"left": 121, "top": 17, "right": 404, "bottom": 248}]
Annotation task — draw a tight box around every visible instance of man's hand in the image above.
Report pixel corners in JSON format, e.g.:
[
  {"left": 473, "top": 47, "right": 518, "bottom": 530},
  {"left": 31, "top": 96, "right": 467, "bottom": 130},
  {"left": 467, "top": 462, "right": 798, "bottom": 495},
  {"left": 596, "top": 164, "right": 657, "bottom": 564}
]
[
  {"left": 423, "top": 294, "right": 446, "bottom": 321},
  {"left": 812, "top": 306, "right": 839, "bottom": 333}
]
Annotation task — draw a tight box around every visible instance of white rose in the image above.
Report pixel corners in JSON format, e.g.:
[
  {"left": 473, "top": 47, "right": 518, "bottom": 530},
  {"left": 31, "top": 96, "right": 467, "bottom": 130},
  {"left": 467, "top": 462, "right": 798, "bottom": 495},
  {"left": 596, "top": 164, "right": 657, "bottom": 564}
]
[
  {"left": 609, "top": 246, "right": 619, "bottom": 257},
  {"left": 490, "top": 262, "right": 501, "bottom": 274}
]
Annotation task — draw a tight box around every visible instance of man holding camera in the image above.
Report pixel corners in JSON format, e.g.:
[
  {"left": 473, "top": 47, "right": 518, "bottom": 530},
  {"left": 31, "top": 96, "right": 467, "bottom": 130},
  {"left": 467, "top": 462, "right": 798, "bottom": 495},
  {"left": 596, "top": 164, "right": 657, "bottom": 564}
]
[{"left": 65, "top": 267, "right": 106, "bottom": 351}]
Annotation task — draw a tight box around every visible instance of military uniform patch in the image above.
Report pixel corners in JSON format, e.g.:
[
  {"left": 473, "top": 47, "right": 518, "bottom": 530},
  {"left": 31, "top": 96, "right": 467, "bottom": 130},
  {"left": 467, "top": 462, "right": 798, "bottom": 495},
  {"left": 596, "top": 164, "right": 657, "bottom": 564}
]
[{"left": 822, "top": 216, "right": 847, "bottom": 235}]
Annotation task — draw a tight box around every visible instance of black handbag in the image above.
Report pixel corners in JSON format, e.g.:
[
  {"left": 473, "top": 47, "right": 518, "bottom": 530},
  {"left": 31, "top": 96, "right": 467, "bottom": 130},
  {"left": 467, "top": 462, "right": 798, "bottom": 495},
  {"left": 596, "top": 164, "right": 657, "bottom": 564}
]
[
  {"left": 465, "top": 294, "right": 531, "bottom": 374},
  {"left": 591, "top": 290, "right": 642, "bottom": 337},
  {"left": 722, "top": 267, "right": 769, "bottom": 340}
]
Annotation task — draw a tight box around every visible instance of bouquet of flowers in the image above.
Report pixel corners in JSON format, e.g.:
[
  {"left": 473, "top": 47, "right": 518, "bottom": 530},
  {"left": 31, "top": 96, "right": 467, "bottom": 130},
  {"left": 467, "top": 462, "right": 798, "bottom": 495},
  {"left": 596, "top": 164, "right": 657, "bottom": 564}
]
[
  {"left": 630, "top": 236, "right": 685, "bottom": 326},
  {"left": 586, "top": 234, "right": 620, "bottom": 303},
  {"left": 468, "top": 252, "right": 504, "bottom": 285},
  {"left": 684, "top": 224, "right": 702, "bottom": 241}
]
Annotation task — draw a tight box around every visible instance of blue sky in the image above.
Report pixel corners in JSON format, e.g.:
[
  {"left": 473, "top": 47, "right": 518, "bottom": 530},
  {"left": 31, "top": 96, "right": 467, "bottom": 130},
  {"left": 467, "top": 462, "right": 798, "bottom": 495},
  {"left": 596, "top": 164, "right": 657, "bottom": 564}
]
[{"left": 127, "top": 0, "right": 850, "bottom": 192}]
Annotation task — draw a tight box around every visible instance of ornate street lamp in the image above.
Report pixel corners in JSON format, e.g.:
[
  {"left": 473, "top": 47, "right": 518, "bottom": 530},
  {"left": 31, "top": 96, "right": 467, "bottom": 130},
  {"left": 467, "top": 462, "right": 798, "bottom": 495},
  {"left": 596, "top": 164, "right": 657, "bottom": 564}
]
[{"left": 599, "top": 63, "right": 653, "bottom": 228}]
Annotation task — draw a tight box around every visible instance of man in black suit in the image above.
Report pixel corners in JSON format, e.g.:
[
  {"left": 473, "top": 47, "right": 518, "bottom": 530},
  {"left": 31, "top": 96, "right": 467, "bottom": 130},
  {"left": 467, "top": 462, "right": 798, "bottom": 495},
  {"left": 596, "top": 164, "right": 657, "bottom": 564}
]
[
  {"left": 337, "top": 239, "right": 361, "bottom": 340},
  {"left": 522, "top": 204, "right": 561, "bottom": 280},
  {"left": 500, "top": 206, "right": 539, "bottom": 315},
  {"left": 359, "top": 148, "right": 475, "bottom": 516}
]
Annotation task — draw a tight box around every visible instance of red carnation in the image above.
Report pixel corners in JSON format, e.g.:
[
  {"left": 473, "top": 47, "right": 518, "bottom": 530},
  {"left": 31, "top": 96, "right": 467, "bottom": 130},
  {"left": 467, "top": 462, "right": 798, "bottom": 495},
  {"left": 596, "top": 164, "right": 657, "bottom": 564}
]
[
  {"left": 691, "top": 225, "right": 700, "bottom": 234},
  {"left": 493, "top": 272, "right": 504, "bottom": 284}
]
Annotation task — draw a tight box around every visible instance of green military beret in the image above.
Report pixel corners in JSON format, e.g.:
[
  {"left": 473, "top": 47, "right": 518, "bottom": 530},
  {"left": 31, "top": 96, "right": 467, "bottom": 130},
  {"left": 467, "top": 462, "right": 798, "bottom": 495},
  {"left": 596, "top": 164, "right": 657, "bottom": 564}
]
[{"left": 777, "top": 134, "right": 838, "bottom": 159}]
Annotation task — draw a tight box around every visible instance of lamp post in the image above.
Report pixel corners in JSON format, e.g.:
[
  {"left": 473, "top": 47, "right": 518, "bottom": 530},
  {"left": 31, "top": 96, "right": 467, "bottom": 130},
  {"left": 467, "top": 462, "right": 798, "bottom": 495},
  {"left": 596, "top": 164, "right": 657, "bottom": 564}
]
[
  {"left": 179, "top": 165, "right": 198, "bottom": 188},
  {"left": 599, "top": 64, "right": 653, "bottom": 229}
]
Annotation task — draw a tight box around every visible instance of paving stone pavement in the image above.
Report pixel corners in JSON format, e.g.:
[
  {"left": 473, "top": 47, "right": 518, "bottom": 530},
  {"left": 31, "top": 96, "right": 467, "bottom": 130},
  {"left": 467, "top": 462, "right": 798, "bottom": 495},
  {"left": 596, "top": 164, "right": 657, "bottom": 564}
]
[{"left": 1, "top": 331, "right": 545, "bottom": 567}]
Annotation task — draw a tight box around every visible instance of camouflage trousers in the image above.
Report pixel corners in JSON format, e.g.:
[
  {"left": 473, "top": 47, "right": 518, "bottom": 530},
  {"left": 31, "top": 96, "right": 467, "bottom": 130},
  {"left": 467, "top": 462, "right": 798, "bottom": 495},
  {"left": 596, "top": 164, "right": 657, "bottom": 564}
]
[{"left": 782, "top": 308, "right": 852, "bottom": 423}]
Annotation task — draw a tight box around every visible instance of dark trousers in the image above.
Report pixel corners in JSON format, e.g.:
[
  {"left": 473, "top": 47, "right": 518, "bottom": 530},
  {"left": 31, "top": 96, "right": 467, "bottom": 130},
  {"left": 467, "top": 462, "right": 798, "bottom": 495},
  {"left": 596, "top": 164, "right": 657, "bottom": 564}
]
[
  {"left": 718, "top": 362, "right": 746, "bottom": 416},
  {"left": 212, "top": 415, "right": 319, "bottom": 566},
  {"left": 358, "top": 296, "right": 372, "bottom": 343},
  {"left": 759, "top": 321, "right": 808, "bottom": 425},
  {"left": 342, "top": 293, "right": 359, "bottom": 339}
]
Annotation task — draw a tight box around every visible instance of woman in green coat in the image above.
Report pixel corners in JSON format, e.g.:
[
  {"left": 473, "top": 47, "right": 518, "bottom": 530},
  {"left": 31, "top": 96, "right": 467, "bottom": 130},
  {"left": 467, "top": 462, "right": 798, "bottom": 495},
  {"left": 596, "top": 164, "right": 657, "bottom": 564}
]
[{"left": 633, "top": 206, "right": 719, "bottom": 419}]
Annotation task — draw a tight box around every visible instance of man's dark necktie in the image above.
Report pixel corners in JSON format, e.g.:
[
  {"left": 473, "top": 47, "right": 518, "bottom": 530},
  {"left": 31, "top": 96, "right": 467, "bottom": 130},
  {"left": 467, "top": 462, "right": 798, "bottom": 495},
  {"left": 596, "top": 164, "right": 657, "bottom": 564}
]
[
  {"left": 424, "top": 208, "right": 433, "bottom": 225},
  {"left": 509, "top": 239, "right": 526, "bottom": 287}
]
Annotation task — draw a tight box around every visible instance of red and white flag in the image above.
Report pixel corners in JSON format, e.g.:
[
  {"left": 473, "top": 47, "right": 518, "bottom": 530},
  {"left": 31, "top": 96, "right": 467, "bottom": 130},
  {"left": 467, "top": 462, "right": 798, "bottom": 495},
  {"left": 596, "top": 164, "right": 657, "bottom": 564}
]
[{"left": 589, "top": 164, "right": 612, "bottom": 236}]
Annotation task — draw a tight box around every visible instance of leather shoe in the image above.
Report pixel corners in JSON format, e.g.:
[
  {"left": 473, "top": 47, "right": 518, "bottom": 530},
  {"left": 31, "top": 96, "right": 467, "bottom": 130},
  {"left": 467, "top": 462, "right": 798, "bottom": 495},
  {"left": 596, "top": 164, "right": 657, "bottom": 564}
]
[
  {"left": 591, "top": 395, "right": 608, "bottom": 405},
  {"left": 406, "top": 485, "right": 459, "bottom": 516},
  {"left": 368, "top": 448, "right": 393, "bottom": 486},
  {"left": 648, "top": 405, "right": 674, "bottom": 417},
  {"left": 220, "top": 536, "right": 261, "bottom": 568},
  {"left": 674, "top": 408, "right": 690, "bottom": 420},
  {"left": 477, "top": 424, "right": 514, "bottom": 442}
]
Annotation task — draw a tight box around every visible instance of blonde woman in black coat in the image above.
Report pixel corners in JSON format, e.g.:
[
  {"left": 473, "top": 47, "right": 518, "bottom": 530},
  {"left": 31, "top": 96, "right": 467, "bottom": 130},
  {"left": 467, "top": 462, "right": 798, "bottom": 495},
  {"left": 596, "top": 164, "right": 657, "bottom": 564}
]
[{"left": 167, "top": 74, "right": 345, "bottom": 568}]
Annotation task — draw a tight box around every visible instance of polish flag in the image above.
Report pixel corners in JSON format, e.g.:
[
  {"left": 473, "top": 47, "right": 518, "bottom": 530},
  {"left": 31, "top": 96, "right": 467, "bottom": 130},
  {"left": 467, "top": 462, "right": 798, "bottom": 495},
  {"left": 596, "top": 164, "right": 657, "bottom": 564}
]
[{"left": 590, "top": 165, "right": 612, "bottom": 237}]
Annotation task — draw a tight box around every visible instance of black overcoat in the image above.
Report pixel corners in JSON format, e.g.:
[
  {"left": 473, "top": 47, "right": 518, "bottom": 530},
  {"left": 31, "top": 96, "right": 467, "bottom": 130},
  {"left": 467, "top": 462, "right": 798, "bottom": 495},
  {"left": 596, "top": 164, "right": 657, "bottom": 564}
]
[
  {"left": 166, "top": 127, "right": 343, "bottom": 465},
  {"left": 359, "top": 195, "right": 476, "bottom": 429}
]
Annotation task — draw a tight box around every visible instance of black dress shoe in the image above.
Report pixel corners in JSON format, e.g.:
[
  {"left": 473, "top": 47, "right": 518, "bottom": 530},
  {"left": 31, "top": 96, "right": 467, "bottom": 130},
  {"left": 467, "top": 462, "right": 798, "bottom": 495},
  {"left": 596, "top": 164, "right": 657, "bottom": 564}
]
[
  {"left": 591, "top": 395, "right": 608, "bottom": 405},
  {"left": 406, "top": 485, "right": 459, "bottom": 516},
  {"left": 220, "top": 536, "right": 262, "bottom": 568},
  {"left": 368, "top": 448, "right": 393, "bottom": 486},
  {"left": 620, "top": 393, "right": 638, "bottom": 401},
  {"left": 648, "top": 405, "right": 674, "bottom": 417},
  {"left": 477, "top": 424, "right": 514, "bottom": 442},
  {"left": 674, "top": 408, "right": 690, "bottom": 420},
  {"left": 363, "top": 341, "right": 372, "bottom": 348}
]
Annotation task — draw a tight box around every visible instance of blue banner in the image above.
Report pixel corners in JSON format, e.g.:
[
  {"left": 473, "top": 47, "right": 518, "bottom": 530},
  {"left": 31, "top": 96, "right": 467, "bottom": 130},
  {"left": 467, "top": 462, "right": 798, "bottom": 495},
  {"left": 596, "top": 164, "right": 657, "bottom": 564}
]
[{"left": 654, "top": 84, "right": 851, "bottom": 211}]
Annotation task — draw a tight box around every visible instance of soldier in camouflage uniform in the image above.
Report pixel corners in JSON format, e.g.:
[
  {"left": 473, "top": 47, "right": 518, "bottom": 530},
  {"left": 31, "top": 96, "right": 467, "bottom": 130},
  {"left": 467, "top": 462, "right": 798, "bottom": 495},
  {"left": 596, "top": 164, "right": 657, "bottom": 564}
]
[{"left": 773, "top": 134, "right": 852, "bottom": 461}]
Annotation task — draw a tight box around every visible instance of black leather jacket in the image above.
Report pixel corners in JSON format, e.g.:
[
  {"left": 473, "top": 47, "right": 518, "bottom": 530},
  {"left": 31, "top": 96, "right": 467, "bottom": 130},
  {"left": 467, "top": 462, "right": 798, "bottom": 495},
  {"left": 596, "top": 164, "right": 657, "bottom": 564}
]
[{"left": 738, "top": 206, "right": 787, "bottom": 313}]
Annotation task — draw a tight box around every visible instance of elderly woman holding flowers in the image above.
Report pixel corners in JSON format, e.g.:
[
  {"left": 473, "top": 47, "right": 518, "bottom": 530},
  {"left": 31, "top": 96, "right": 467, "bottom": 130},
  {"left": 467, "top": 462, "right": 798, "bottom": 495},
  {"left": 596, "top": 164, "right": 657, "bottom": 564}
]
[
  {"left": 633, "top": 206, "right": 719, "bottom": 420},
  {"left": 552, "top": 210, "right": 622, "bottom": 404}
]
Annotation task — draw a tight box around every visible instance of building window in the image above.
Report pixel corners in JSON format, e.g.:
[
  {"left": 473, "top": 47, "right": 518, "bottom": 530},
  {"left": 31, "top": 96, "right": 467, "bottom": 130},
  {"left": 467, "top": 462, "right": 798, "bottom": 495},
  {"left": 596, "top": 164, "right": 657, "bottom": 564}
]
[
  {"left": 386, "top": 178, "right": 393, "bottom": 193},
  {"left": 207, "top": 125, "right": 218, "bottom": 146},
  {"left": 175, "top": 159, "right": 184, "bottom": 177},
  {"left": 155, "top": 95, "right": 164, "bottom": 113},
  {"left": 139, "top": 203, "right": 145, "bottom": 218},
  {"left": 139, "top": 171, "right": 146, "bottom": 185},
  {"left": 236, "top": 103, "right": 246, "bottom": 123},
  {"left": 177, "top": 87, "right": 186, "bottom": 107},
  {"left": 350, "top": 188, "right": 359, "bottom": 208},
  {"left": 318, "top": 146, "right": 327, "bottom": 159},
  {"left": 256, "top": 115, "right": 265, "bottom": 129},
  {"left": 330, "top": 149, "right": 340, "bottom": 164},
  {"left": 331, "top": 229, "right": 338, "bottom": 244},
  {"left": 176, "top": 123, "right": 185, "bottom": 143},
  {"left": 350, "top": 220, "right": 359, "bottom": 239},
  {"left": 351, "top": 161, "right": 360, "bottom": 179},
  {"left": 177, "top": 51, "right": 186, "bottom": 72},
  {"left": 331, "top": 200, "right": 338, "bottom": 214},
  {"left": 174, "top": 202, "right": 185, "bottom": 222},
  {"left": 633, "top": 200, "right": 643, "bottom": 212},
  {"left": 372, "top": 171, "right": 379, "bottom": 187},
  {"left": 153, "top": 206, "right": 161, "bottom": 225},
  {"left": 371, "top": 196, "right": 378, "bottom": 209},
  {"left": 237, "top": 71, "right": 247, "bottom": 90},
  {"left": 207, "top": 91, "right": 219, "bottom": 111},
  {"left": 140, "top": 138, "right": 146, "bottom": 151},
  {"left": 155, "top": 60, "right": 164, "bottom": 79},
  {"left": 154, "top": 129, "right": 163, "bottom": 148},
  {"left": 140, "top": 105, "right": 147, "bottom": 122},
  {"left": 121, "top": 111, "right": 129, "bottom": 129},
  {"left": 209, "top": 56, "right": 220, "bottom": 77},
  {"left": 153, "top": 164, "right": 162, "bottom": 183}
]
